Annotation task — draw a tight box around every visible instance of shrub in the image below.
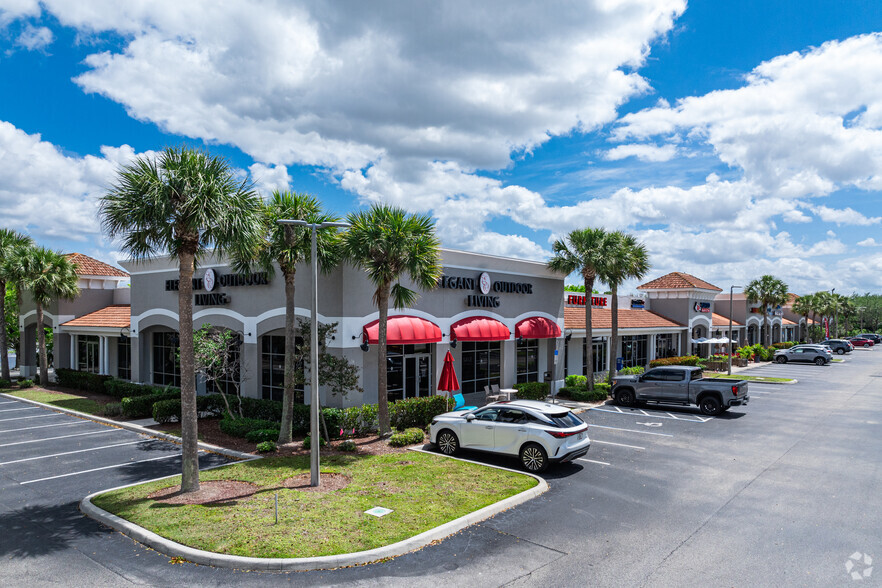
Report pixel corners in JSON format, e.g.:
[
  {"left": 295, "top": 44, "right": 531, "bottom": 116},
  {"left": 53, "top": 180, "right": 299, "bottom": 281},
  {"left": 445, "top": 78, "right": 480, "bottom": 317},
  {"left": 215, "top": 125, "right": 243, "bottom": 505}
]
[
  {"left": 649, "top": 355, "right": 701, "bottom": 368},
  {"left": 321, "top": 407, "right": 344, "bottom": 439},
  {"left": 104, "top": 379, "right": 177, "bottom": 400},
  {"left": 0, "top": 378, "right": 11, "bottom": 389},
  {"left": 389, "top": 395, "right": 450, "bottom": 430},
  {"left": 564, "top": 374, "right": 587, "bottom": 388},
  {"left": 245, "top": 428, "right": 280, "bottom": 443},
  {"left": 256, "top": 441, "right": 277, "bottom": 453},
  {"left": 219, "top": 416, "right": 279, "bottom": 438},
  {"left": 618, "top": 366, "right": 645, "bottom": 375},
  {"left": 55, "top": 369, "right": 113, "bottom": 394},
  {"left": 302, "top": 434, "right": 327, "bottom": 450},
  {"left": 152, "top": 398, "right": 181, "bottom": 424},
  {"left": 389, "top": 427, "right": 425, "bottom": 447},
  {"left": 341, "top": 403, "right": 379, "bottom": 436},
  {"left": 514, "top": 382, "right": 549, "bottom": 401},
  {"left": 594, "top": 382, "right": 610, "bottom": 393},
  {"left": 338, "top": 439, "right": 357, "bottom": 452},
  {"left": 572, "top": 387, "right": 609, "bottom": 402},
  {"left": 120, "top": 391, "right": 179, "bottom": 419},
  {"left": 736, "top": 346, "right": 754, "bottom": 360},
  {"left": 103, "top": 402, "right": 122, "bottom": 417},
  {"left": 18, "top": 379, "right": 34, "bottom": 389}
]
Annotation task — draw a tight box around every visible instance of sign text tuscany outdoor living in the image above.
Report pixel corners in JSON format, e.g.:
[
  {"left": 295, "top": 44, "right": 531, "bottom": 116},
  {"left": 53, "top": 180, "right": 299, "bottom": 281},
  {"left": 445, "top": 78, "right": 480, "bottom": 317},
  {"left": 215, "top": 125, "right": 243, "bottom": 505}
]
[
  {"left": 165, "top": 269, "right": 271, "bottom": 306},
  {"left": 437, "top": 272, "right": 533, "bottom": 308}
]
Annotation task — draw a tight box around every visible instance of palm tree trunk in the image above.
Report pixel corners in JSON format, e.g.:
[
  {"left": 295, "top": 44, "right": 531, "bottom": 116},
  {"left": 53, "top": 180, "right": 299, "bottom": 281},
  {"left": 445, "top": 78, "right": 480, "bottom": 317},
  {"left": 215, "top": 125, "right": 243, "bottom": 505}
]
[
  {"left": 763, "top": 308, "right": 770, "bottom": 347},
  {"left": 377, "top": 284, "right": 391, "bottom": 436},
  {"left": 178, "top": 248, "right": 200, "bottom": 493},
  {"left": 36, "top": 302, "right": 48, "bottom": 386},
  {"left": 584, "top": 277, "right": 594, "bottom": 391},
  {"left": 607, "top": 284, "right": 618, "bottom": 384},
  {"left": 278, "top": 271, "right": 297, "bottom": 444},
  {"left": 0, "top": 278, "right": 9, "bottom": 381}
]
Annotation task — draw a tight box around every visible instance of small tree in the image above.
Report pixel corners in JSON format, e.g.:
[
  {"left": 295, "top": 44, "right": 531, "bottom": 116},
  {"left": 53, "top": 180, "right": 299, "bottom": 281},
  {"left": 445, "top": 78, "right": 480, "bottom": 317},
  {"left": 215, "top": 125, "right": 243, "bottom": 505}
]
[
  {"left": 192, "top": 324, "right": 244, "bottom": 418},
  {"left": 0, "top": 230, "right": 34, "bottom": 380}
]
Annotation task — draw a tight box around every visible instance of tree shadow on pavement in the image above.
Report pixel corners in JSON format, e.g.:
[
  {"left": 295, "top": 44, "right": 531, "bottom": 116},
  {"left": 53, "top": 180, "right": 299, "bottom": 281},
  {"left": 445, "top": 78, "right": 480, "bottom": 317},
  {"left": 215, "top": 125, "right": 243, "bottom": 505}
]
[{"left": 0, "top": 502, "right": 108, "bottom": 558}]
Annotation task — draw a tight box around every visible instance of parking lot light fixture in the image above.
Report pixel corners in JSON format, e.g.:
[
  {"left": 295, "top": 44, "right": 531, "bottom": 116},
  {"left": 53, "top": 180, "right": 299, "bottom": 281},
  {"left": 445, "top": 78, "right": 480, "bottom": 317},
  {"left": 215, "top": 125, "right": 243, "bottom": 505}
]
[
  {"left": 276, "top": 219, "right": 350, "bottom": 487},
  {"left": 728, "top": 286, "right": 742, "bottom": 376}
]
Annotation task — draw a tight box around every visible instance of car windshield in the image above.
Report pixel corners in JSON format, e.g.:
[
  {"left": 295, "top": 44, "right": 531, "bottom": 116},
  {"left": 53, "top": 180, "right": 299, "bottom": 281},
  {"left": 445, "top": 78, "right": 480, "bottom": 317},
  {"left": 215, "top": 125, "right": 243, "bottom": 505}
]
[{"left": 541, "top": 411, "right": 584, "bottom": 429}]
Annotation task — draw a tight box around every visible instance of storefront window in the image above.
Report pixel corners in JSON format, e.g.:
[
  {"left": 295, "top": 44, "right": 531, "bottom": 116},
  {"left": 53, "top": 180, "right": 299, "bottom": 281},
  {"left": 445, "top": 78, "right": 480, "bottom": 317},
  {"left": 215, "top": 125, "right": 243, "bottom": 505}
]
[
  {"left": 261, "top": 335, "right": 304, "bottom": 402},
  {"left": 117, "top": 337, "right": 131, "bottom": 380},
  {"left": 621, "top": 335, "right": 648, "bottom": 368},
  {"left": 152, "top": 332, "right": 180, "bottom": 387},
  {"left": 655, "top": 333, "right": 677, "bottom": 359},
  {"left": 77, "top": 335, "right": 99, "bottom": 373},
  {"left": 582, "top": 337, "right": 607, "bottom": 375},
  {"left": 387, "top": 344, "right": 432, "bottom": 402},
  {"left": 516, "top": 338, "right": 539, "bottom": 384},
  {"left": 460, "top": 341, "right": 501, "bottom": 395}
]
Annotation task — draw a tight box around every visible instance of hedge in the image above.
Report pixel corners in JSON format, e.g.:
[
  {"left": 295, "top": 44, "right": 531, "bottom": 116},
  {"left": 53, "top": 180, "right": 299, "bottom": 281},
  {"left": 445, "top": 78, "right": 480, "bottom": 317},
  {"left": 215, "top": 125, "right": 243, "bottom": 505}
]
[
  {"left": 564, "top": 374, "right": 588, "bottom": 388},
  {"left": 390, "top": 395, "right": 450, "bottom": 430},
  {"left": 121, "top": 391, "right": 180, "bottom": 419},
  {"left": 513, "top": 382, "right": 549, "bottom": 401},
  {"left": 0, "top": 378, "right": 11, "bottom": 389},
  {"left": 341, "top": 404, "right": 379, "bottom": 436},
  {"left": 649, "top": 355, "right": 700, "bottom": 368},
  {"left": 104, "top": 378, "right": 176, "bottom": 400},
  {"left": 389, "top": 427, "right": 425, "bottom": 447},
  {"left": 219, "top": 416, "right": 279, "bottom": 438},
  {"left": 56, "top": 369, "right": 113, "bottom": 394},
  {"left": 245, "top": 428, "right": 281, "bottom": 443},
  {"left": 152, "top": 399, "right": 181, "bottom": 424},
  {"left": 557, "top": 385, "right": 609, "bottom": 402}
]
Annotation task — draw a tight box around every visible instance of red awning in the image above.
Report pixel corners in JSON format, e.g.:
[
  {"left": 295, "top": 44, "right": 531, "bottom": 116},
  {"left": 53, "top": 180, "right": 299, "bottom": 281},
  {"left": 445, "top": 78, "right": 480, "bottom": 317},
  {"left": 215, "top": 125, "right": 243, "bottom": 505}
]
[
  {"left": 362, "top": 315, "right": 442, "bottom": 345},
  {"left": 450, "top": 316, "right": 511, "bottom": 341},
  {"left": 515, "top": 316, "right": 561, "bottom": 339}
]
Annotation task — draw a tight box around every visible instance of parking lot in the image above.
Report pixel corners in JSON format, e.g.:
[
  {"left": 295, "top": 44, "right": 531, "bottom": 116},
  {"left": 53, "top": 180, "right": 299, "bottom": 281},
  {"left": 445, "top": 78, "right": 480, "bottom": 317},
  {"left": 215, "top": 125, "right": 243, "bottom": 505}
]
[{"left": 2, "top": 349, "right": 881, "bottom": 587}]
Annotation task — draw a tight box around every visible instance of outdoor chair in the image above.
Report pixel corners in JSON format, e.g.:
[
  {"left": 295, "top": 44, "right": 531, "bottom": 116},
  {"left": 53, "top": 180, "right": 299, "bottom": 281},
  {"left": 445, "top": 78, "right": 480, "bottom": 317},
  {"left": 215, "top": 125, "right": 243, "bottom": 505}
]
[{"left": 452, "top": 393, "right": 478, "bottom": 412}]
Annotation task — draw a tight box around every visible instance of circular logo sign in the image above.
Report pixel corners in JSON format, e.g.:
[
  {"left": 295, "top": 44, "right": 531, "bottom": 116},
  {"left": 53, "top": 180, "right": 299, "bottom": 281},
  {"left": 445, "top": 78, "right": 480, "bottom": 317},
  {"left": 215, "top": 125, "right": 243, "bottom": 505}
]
[
  {"left": 479, "top": 272, "right": 492, "bottom": 295},
  {"left": 204, "top": 268, "right": 216, "bottom": 292}
]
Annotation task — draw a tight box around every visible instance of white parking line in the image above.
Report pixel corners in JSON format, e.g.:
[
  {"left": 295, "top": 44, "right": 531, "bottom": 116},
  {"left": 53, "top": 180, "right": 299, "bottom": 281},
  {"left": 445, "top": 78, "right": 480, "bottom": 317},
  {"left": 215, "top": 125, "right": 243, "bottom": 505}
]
[
  {"left": 0, "top": 401, "right": 19, "bottom": 405},
  {"left": 0, "top": 407, "right": 41, "bottom": 413},
  {"left": 592, "top": 440, "right": 646, "bottom": 450},
  {"left": 20, "top": 454, "right": 184, "bottom": 485},
  {"left": 577, "top": 458, "right": 611, "bottom": 466},
  {"left": 587, "top": 424, "right": 673, "bottom": 437},
  {"left": 0, "top": 429, "right": 120, "bottom": 447},
  {"left": 0, "top": 440, "right": 147, "bottom": 466},
  {"left": 0, "top": 413, "right": 63, "bottom": 422},
  {"left": 0, "top": 421, "right": 90, "bottom": 434},
  {"left": 590, "top": 407, "right": 710, "bottom": 423}
]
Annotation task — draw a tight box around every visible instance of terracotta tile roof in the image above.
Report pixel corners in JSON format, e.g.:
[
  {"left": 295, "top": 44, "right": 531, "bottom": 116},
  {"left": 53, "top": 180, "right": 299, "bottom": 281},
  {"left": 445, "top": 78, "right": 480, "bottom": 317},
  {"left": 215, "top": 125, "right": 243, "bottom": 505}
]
[
  {"left": 61, "top": 305, "right": 130, "bottom": 329},
  {"left": 65, "top": 253, "right": 129, "bottom": 278},
  {"left": 712, "top": 313, "right": 742, "bottom": 327},
  {"left": 786, "top": 293, "right": 799, "bottom": 304},
  {"left": 565, "top": 307, "right": 684, "bottom": 330},
  {"left": 782, "top": 318, "right": 797, "bottom": 325},
  {"left": 637, "top": 272, "right": 722, "bottom": 292}
]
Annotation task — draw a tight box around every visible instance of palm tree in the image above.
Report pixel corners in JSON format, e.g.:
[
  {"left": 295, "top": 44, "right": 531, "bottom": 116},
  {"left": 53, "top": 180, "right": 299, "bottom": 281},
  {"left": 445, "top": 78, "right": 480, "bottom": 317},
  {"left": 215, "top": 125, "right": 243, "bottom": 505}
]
[
  {"left": 791, "top": 295, "right": 812, "bottom": 342},
  {"left": 745, "top": 275, "right": 789, "bottom": 346},
  {"left": 548, "top": 228, "right": 613, "bottom": 390},
  {"left": 13, "top": 247, "right": 79, "bottom": 386},
  {"left": 341, "top": 204, "right": 441, "bottom": 436},
  {"left": 258, "top": 191, "right": 341, "bottom": 444},
  {"left": 0, "top": 229, "right": 33, "bottom": 380},
  {"left": 100, "top": 146, "right": 263, "bottom": 493},
  {"left": 598, "top": 232, "right": 650, "bottom": 382}
]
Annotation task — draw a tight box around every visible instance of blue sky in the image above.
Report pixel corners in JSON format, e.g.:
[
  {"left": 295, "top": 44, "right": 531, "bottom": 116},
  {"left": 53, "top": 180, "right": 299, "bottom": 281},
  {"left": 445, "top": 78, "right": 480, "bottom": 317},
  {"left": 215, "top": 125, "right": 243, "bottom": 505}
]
[{"left": 2, "top": 1, "right": 882, "bottom": 294}]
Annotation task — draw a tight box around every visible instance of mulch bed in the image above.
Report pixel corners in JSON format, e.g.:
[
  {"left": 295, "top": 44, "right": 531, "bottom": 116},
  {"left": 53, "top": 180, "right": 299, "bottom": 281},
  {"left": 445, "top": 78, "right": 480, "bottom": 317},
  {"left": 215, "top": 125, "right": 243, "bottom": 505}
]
[
  {"left": 284, "top": 473, "right": 351, "bottom": 493},
  {"left": 148, "top": 480, "right": 259, "bottom": 505}
]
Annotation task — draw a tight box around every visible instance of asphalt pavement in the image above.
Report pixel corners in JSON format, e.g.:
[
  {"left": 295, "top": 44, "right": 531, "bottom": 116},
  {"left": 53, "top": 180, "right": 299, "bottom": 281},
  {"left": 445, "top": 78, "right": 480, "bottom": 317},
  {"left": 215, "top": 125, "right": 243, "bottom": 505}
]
[{"left": 2, "top": 350, "right": 881, "bottom": 587}]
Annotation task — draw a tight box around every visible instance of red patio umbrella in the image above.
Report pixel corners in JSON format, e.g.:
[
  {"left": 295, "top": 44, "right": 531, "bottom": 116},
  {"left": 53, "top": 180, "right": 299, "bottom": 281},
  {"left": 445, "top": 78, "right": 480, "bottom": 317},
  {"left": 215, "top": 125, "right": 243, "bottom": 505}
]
[{"left": 437, "top": 350, "right": 459, "bottom": 408}]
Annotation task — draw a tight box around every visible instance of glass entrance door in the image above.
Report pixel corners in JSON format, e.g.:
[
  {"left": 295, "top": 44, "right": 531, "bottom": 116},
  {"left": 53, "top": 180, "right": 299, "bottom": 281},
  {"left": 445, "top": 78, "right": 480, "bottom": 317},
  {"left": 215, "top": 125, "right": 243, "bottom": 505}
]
[
  {"left": 387, "top": 346, "right": 433, "bottom": 402},
  {"left": 404, "top": 354, "right": 431, "bottom": 399}
]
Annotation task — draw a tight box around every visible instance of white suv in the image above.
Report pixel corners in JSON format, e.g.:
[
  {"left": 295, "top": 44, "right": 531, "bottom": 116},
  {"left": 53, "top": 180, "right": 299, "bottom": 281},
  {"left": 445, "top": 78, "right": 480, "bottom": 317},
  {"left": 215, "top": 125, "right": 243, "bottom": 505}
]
[{"left": 429, "top": 400, "right": 590, "bottom": 473}]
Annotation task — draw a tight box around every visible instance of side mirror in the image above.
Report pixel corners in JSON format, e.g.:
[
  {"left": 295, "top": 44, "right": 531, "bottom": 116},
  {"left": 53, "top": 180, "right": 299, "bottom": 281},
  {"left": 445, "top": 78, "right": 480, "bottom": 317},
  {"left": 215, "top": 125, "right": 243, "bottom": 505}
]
[{"left": 465, "top": 413, "right": 476, "bottom": 422}]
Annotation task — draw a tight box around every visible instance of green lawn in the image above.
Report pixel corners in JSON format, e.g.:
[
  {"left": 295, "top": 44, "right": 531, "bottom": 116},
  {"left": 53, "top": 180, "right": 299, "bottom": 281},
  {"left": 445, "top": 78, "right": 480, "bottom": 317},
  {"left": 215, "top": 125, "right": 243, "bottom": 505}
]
[
  {"left": 92, "top": 452, "right": 537, "bottom": 559},
  {"left": 704, "top": 374, "right": 794, "bottom": 383},
  {"left": 4, "top": 388, "right": 103, "bottom": 415}
]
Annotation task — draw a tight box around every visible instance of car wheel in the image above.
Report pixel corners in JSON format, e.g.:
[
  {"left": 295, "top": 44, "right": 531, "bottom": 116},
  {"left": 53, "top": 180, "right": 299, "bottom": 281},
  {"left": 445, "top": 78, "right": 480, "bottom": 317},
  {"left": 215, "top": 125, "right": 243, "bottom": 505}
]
[
  {"left": 776, "top": 356, "right": 787, "bottom": 364},
  {"left": 520, "top": 443, "right": 548, "bottom": 473},
  {"left": 864, "top": 343, "right": 871, "bottom": 348},
  {"left": 699, "top": 395, "right": 723, "bottom": 416},
  {"left": 837, "top": 348, "right": 845, "bottom": 355},
  {"left": 615, "top": 389, "right": 635, "bottom": 407},
  {"left": 436, "top": 430, "right": 459, "bottom": 455},
  {"left": 814, "top": 357, "right": 826, "bottom": 366}
]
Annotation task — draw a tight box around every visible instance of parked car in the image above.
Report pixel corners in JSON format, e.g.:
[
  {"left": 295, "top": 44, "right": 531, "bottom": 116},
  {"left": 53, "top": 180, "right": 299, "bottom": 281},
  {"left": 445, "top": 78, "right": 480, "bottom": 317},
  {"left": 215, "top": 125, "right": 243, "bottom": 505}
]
[
  {"left": 848, "top": 336, "right": 875, "bottom": 348},
  {"left": 820, "top": 339, "right": 854, "bottom": 355},
  {"left": 774, "top": 345, "right": 831, "bottom": 365},
  {"left": 610, "top": 366, "right": 749, "bottom": 416},
  {"left": 429, "top": 400, "right": 590, "bottom": 473},
  {"left": 856, "top": 333, "right": 882, "bottom": 344}
]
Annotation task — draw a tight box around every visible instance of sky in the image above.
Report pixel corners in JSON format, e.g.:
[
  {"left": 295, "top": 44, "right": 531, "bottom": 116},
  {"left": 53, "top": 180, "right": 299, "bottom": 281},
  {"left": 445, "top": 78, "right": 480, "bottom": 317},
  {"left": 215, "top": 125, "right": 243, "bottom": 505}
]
[{"left": 1, "top": 1, "right": 882, "bottom": 295}]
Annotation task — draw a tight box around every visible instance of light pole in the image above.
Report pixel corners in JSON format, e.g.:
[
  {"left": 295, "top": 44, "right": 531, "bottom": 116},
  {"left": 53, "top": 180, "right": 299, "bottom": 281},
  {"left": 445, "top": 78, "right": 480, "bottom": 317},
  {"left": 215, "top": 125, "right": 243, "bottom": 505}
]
[
  {"left": 728, "top": 285, "right": 742, "bottom": 376},
  {"left": 277, "top": 219, "right": 350, "bottom": 487},
  {"left": 831, "top": 287, "right": 836, "bottom": 339}
]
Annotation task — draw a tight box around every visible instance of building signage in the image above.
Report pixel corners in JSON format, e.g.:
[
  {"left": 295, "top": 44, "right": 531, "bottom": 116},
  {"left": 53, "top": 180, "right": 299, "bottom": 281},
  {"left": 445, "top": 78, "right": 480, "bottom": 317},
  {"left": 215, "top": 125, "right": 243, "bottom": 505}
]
[
  {"left": 566, "top": 294, "right": 608, "bottom": 308},
  {"left": 165, "top": 270, "right": 270, "bottom": 306},
  {"left": 693, "top": 302, "right": 711, "bottom": 313},
  {"left": 204, "top": 268, "right": 217, "bottom": 292},
  {"left": 438, "top": 273, "right": 533, "bottom": 308},
  {"left": 630, "top": 299, "right": 645, "bottom": 309}
]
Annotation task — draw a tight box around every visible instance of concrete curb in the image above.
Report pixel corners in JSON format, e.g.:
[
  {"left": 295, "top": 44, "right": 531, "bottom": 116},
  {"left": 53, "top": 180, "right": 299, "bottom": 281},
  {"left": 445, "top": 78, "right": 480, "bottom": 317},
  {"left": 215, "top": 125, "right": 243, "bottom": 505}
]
[
  {"left": 0, "top": 392, "right": 257, "bottom": 462},
  {"left": 78, "top": 446, "right": 547, "bottom": 571}
]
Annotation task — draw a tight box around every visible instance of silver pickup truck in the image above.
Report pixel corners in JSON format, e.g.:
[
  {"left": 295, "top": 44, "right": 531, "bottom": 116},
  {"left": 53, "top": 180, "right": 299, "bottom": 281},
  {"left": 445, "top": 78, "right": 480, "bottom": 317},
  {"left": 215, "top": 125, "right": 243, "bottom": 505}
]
[{"left": 610, "top": 366, "right": 749, "bottom": 416}]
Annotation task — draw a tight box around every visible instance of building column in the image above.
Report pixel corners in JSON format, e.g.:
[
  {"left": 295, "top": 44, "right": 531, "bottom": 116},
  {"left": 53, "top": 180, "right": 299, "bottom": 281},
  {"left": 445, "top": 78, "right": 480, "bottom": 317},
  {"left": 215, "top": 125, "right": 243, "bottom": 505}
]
[
  {"left": 649, "top": 333, "right": 657, "bottom": 362},
  {"left": 501, "top": 339, "right": 516, "bottom": 388},
  {"left": 70, "top": 335, "right": 76, "bottom": 371}
]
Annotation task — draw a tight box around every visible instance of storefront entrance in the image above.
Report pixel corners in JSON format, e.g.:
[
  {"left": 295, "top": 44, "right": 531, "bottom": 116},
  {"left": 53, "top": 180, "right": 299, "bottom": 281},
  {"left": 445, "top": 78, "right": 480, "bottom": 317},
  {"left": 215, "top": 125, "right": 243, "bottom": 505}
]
[{"left": 387, "top": 344, "right": 432, "bottom": 402}]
